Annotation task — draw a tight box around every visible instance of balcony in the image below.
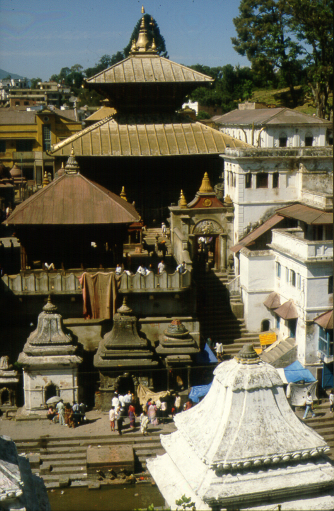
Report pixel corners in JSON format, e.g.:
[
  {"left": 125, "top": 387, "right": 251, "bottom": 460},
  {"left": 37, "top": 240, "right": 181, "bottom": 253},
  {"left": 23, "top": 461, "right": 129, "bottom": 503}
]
[
  {"left": 270, "top": 229, "right": 333, "bottom": 262},
  {"left": 0, "top": 269, "right": 191, "bottom": 296}
]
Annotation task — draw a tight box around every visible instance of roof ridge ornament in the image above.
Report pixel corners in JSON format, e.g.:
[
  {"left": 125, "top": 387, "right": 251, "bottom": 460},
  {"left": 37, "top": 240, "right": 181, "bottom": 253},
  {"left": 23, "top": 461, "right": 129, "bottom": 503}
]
[
  {"left": 198, "top": 172, "right": 214, "bottom": 194},
  {"left": 65, "top": 146, "right": 80, "bottom": 174},
  {"left": 235, "top": 344, "right": 260, "bottom": 364},
  {"left": 179, "top": 190, "right": 187, "bottom": 208},
  {"left": 120, "top": 186, "right": 127, "bottom": 201},
  {"left": 130, "top": 7, "right": 158, "bottom": 55}
]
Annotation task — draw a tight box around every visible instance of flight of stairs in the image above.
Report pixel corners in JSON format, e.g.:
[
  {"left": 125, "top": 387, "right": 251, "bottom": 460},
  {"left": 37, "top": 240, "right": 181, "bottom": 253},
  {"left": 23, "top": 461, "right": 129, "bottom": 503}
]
[
  {"left": 15, "top": 428, "right": 175, "bottom": 488},
  {"left": 194, "top": 269, "right": 260, "bottom": 357},
  {"left": 295, "top": 401, "right": 334, "bottom": 459}
]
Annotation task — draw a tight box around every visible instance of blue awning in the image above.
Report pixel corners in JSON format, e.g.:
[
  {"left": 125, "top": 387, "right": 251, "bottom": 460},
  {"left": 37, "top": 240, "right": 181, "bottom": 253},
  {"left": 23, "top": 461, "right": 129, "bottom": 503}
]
[
  {"left": 284, "top": 360, "right": 316, "bottom": 383},
  {"left": 189, "top": 383, "right": 212, "bottom": 403}
]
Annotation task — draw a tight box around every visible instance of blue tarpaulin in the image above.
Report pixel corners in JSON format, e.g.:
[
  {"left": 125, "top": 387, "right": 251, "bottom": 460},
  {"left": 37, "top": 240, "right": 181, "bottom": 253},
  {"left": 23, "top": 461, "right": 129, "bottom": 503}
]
[
  {"left": 189, "top": 383, "right": 212, "bottom": 403},
  {"left": 284, "top": 360, "right": 316, "bottom": 383},
  {"left": 195, "top": 343, "right": 218, "bottom": 364}
]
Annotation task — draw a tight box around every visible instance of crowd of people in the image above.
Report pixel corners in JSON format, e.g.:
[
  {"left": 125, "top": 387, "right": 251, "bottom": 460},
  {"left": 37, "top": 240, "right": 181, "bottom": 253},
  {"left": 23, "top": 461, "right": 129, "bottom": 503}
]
[
  {"left": 46, "top": 399, "right": 87, "bottom": 428},
  {"left": 109, "top": 390, "right": 193, "bottom": 436}
]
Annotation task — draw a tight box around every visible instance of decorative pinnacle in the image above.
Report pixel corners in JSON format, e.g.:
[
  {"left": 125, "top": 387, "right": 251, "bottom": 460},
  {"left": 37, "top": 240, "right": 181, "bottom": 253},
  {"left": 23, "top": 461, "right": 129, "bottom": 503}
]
[
  {"left": 117, "top": 296, "right": 132, "bottom": 315},
  {"left": 235, "top": 344, "right": 260, "bottom": 365},
  {"left": 120, "top": 186, "right": 127, "bottom": 201},
  {"left": 43, "top": 295, "right": 58, "bottom": 314},
  {"left": 179, "top": 190, "right": 187, "bottom": 208},
  {"left": 141, "top": 5, "right": 145, "bottom": 13},
  {"left": 42, "top": 171, "right": 49, "bottom": 188},
  {"left": 199, "top": 172, "right": 214, "bottom": 194},
  {"left": 65, "top": 146, "right": 80, "bottom": 174}
]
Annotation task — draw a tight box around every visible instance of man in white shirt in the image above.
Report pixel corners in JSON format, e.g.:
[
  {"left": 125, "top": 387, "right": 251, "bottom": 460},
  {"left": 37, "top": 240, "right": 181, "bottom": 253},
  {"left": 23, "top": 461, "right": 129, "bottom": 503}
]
[
  {"left": 111, "top": 392, "right": 119, "bottom": 409},
  {"left": 158, "top": 260, "right": 165, "bottom": 274},
  {"left": 115, "top": 264, "right": 122, "bottom": 275}
]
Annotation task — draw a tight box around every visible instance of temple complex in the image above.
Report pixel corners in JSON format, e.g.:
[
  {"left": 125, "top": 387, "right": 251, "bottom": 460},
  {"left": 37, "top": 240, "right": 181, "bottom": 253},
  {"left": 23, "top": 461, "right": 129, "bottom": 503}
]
[
  {"left": 18, "top": 296, "right": 82, "bottom": 412},
  {"left": 148, "top": 345, "right": 334, "bottom": 510}
]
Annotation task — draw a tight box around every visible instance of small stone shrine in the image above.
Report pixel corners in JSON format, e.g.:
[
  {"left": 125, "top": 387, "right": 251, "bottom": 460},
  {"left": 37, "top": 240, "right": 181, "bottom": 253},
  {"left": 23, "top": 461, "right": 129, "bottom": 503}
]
[
  {"left": 0, "top": 434, "right": 51, "bottom": 510},
  {"left": 148, "top": 345, "right": 334, "bottom": 510},
  {"left": 18, "top": 297, "right": 82, "bottom": 413},
  {"left": 0, "top": 356, "right": 19, "bottom": 410},
  {"left": 94, "top": 297, "right": 158, "bottom": 410},
  {"left": 156, "top": 319, "right": 200, "bottom": 390}
]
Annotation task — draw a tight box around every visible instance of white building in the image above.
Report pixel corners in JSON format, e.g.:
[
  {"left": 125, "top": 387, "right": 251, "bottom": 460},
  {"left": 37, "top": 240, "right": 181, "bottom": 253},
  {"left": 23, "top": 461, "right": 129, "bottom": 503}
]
[{"left": 213, "top": 104, "right": 333, "bottom": 148}]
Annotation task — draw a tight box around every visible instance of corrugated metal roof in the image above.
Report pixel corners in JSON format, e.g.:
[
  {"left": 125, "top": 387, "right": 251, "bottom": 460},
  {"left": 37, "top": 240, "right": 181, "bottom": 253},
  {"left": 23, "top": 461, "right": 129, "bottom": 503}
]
[
  {"left": 85, "top": 106, "right": 116, "bottom": 121},
  {"left": 231, "top": 214, "right": 283, "bottom": 253},
  {"left": 49, "top": 114, "right": 251, "bottom": 157},
  {"left": 276, "top": 204, "right": 333, "bottom": 225},
  {"left": 5, "top": 173, "right": 139, "bottom": 225},
  {"left": 212, "top": 108, "right": 331, "bottom": 126},
  {"left": 86, "top": 55, "right": 214, "bottom": 85}
]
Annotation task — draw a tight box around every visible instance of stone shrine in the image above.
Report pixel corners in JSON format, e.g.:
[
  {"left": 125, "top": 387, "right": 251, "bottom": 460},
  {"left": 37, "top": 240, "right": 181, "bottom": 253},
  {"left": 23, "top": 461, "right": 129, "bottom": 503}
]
[
  {"left": 18, "top": 297, "right": 82, "bottom": 412},
  {"left": 148, "top": 345, "right": 334, "bottom": 510},
  {"left": 94, "top": 297, "right": 158, "bottom": 410},
  {"left": 156, "top": 319, "right": 200, "bottom": 391},
  {"left": 0, "top": 356, "right": 19, "bottom": 410}
]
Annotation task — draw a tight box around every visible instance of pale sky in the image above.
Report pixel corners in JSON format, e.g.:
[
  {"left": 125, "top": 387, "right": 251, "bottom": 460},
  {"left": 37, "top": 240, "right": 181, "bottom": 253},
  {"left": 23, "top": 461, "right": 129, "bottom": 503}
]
[{"left": 0, "top": 0, "right": 250, "bottom": 81}]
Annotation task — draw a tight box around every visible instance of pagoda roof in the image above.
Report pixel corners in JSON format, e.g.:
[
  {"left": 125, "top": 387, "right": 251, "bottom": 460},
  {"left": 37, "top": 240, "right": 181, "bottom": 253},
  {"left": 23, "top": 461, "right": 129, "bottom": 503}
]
[
  {"left": 49, "top": 114, "right": 251, "bottom": 157},
  {"left": 86, "top": 54, "right": 214, "bottom": 85},
  {"left": 5, "top": 171, "right": 139, "bottom": 226}
]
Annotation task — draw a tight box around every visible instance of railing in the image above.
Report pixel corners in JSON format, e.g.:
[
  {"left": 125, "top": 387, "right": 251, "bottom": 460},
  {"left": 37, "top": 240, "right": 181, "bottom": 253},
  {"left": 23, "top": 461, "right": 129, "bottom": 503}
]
[
  {"left": 1, "top": 269, "right": 192, "bottom": 295},
  {"left": 227, "top": 275, "right": 240, "bottom": 296}
]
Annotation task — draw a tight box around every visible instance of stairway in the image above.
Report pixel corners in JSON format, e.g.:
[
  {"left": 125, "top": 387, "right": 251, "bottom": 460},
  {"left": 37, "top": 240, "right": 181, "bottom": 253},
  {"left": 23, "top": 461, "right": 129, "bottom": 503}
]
[
  {"left": 295, "top": 401, "right": 334, "bottom": 459},
  {"left": 15, "top": 428, "right": 175, "bottom": 488},
  {"left": 194, "top": 269, "right": 260, "bottom": 357},
  {"left": 142, "top": 227, "right": 172, "bottom": 256}
]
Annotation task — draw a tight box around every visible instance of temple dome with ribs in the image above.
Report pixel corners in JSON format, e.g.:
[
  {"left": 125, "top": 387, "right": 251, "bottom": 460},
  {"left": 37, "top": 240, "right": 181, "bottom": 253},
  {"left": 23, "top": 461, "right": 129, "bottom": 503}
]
[{"left": 147, "top": 345, "right": 334, "bottom": 510}]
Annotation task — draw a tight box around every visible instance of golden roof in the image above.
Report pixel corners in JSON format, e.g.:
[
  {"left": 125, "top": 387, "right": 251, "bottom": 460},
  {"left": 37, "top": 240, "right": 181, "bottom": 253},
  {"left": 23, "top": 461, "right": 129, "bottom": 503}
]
[{"left": 49, "top": 115, "right": 251, "bottom": 157}]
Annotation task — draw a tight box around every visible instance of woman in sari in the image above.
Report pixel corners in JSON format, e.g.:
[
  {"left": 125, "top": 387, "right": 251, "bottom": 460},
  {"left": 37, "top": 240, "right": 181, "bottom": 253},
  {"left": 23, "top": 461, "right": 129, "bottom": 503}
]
[
  {"left": 128, "top": 403, "right": 136, "bottom": 429},
  {"left": 148, "top": 401, "right": 158, "bottom": 425}
]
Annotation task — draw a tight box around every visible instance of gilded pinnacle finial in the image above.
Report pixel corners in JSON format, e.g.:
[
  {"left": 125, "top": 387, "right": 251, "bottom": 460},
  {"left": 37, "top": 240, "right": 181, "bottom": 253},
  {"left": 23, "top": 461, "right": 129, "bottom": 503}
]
[
  {"left": 179, "top": 190, "right": 187, "bottom": 208},
  {"left": 65, "top": 147, "right": 80, "bottom": 174},
  {"left": 120, "top": 186, "right": 127, "bottom": 201},
  {"left": 42, "top": 171, "right": 49, "bottom": 187},
  {"left": 141, "top": 5, "right": 145, "bottom": 14},
  {"left": 199, "top": 172, "right": 214, "bottom": 194},
  {"left": 151, "top": 38, "right": 156, "bottom": 51}
]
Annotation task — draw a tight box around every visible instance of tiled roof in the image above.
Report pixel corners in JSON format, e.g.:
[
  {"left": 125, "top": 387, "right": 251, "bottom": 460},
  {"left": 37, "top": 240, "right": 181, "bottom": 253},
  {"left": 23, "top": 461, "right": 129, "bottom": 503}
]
[
  {"left": 86, "top": 55, "right": 213, "bottom": 85},
  {"left": 212, "top": 108, "right": 332, "bottom": 126},
  {"left": 49, "top": 114, "right": 251, "bottom": 157},
  {"left": 5, "top": 172, "right": 139, "bottom": 225}
]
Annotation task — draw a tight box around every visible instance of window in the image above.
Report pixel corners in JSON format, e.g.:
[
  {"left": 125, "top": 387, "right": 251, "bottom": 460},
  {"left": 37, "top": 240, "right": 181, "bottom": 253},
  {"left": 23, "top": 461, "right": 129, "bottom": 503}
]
[
  {"left": 43, "top": 125, "right": 51, "bottom": 151},
  {"left": 288, "top": 319, "right": 297, "bottom": 338},
  {"left": 279, "top": 135, "right": 287, "bottom": 147},
  {"left": 272, "top": 172, "right": 279, "bottom": 188},
  {"left": 245, "top": 173, "right": 252, "bottom": 189},
  {"left": 16, "top": 139, "right": 33, "bottom": 152},
  {"left": 286, "top": 267, "right": 289, "bottom": 282},
  {"left": 276, "top": 314, "right": 280, "bottom": 329},
  {"left": 276, "top": 262, "right": 281, "bottom": 278},
  {"left": 0, "top": 141, "right": 6, "bottom": 152},
  {"left": 305, "top": 135, "right": 313, "bottom": 147},
  {"left": 291, "top": 270, "right": 296, "bottom": 287},
  {"left": 256, "top": 173, "right": 268, "bottom": 188},
  {"left": 318, "top": 327, "right": 333, "bottom": 356},
  {"left": 328, "top": 275, "right": 333, "bottom": 294}
]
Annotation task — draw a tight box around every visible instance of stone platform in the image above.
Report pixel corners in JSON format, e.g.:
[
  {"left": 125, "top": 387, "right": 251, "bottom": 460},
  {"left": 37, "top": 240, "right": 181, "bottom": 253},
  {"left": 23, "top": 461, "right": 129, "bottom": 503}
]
[{"left": 86, "top": 444, "right": 134, "bottom": 478}]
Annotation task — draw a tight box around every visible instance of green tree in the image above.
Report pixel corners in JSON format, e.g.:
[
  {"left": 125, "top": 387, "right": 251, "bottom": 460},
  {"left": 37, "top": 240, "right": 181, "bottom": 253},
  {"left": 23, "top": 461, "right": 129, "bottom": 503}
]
[
  {"left": 231, "top": 0, "right": 303, "bottom": 105},
  {"left": 123, "top": 13, "right": 168, "bottom": 58},
  {"left": 286, "top": 0, "right": 333, "bottom": 118},
  {"left": 30, "top": 77, "right": 42, "bottom": 89},
  {"left": 84, "top": 52, "right": 124, "bottom": 78}
]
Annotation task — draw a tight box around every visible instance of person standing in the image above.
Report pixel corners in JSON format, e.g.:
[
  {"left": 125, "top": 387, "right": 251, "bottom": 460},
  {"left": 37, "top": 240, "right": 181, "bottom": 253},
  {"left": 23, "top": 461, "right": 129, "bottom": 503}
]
[
  {"left": 158, "top": 260, "right": 165, "bottom": 274},
  {"left": 56, "top": 399, "right": 65, "bottom": 426},
  {"left": 161, "top": 400, "right": 168, "bottom": 424},
  {"left": 128, "top": 403, "right": 136, "bottom": 429},
  {"left": 303, "top": 391, "right": 316, "bottom": 419},
  {"left": 112, "top": 392, "right": 119, "bottom": 410},
  {"left": 116, "top": 405, "right": 124, "bottom": 435},
  {"left": 329, "top": 389, "right": 334, "bottom": 413},
  {"left": 174, "top": 393, "right": 182, "bottom": 414},
  {"left": 140, "top": 410, "right": 149, "bottom": 436},
  {"left": 109, "top": 406, "right": 116, "bottom": 432}
]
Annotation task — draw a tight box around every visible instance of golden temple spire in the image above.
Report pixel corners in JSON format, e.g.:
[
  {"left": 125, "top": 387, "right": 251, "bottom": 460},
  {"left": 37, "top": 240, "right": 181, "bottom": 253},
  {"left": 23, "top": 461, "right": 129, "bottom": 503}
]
[
  {"left": 198, "top": 172, "right": 214, "bottom": 194},
  {"left": 179, "top": 190, "right": 187, "bottom": 208},
  {"left": 120, "top": 186, "right": 127, "bottom": 201},
  {"left": 130, "top": 6, "right": 157, "bottom": 54},
  {"left": 42, "top": 171, "right": 49, "bottom": 187},
  {"left": 141, "top": 5, "right": 145, "bottom": 14}
]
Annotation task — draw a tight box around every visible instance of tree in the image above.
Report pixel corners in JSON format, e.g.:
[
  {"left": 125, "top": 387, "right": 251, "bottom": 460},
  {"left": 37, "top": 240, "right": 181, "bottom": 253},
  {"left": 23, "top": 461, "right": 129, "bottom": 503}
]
[
  {"left": 84, "top": 52, "right": 124, "bottom": 78},
  {"left": 286, "top": 0, "right": 333, "bottom": 118},
  {"left": 30, "top": 77, "right": 42, "bottom": 89},
  {"left": 231, "top": 0, "right": 303, "bottom": 105},
  {"left": 123, "top": 13, "right": 168, "bottom": 58}
]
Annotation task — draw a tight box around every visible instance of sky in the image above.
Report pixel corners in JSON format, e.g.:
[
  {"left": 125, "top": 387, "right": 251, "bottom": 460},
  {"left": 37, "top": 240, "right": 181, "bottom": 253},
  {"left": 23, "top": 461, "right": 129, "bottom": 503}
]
[{"left": 0, "top": 0, "right": 251, "bottom": 81}]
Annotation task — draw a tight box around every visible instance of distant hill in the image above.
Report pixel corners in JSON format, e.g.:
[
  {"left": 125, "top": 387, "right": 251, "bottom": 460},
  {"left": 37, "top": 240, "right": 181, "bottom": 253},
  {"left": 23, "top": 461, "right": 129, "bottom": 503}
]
[{"left": 0, "top": 69, "right": 27, "bottom": 80}]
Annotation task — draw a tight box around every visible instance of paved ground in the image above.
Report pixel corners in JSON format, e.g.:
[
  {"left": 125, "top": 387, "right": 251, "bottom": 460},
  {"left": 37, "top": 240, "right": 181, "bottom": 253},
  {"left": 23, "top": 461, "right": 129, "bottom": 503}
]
[{"left": 0, "top": 409, "right": 176, "bottom": 441}]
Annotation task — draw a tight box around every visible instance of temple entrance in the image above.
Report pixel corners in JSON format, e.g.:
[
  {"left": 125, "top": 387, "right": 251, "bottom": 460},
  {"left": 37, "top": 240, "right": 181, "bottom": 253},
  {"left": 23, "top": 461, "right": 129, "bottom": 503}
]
[
  {"left": 115, "top": 373, "right": 135, "bottom": 395},
  {"left": 0, "top": 388, "right": 9, "bottom": 405},
  {"left": 194, "top": 234, "right": 220, "bottom": 270},
  {"left": 45, "top": 383, "right": 58, "bottom": 403}
]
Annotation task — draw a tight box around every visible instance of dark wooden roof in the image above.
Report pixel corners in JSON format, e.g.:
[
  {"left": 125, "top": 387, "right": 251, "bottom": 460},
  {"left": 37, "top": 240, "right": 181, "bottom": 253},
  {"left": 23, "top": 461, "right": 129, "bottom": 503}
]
[{"left": 5, "top": 173, "right": 140, "bottom": 225}]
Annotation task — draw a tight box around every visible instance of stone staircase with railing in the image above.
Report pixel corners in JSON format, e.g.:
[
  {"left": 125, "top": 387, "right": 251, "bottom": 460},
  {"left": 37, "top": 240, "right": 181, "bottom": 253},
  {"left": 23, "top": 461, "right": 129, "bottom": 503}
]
[{"left": 194, "top": 269, "right": 260, "bottom": 357}]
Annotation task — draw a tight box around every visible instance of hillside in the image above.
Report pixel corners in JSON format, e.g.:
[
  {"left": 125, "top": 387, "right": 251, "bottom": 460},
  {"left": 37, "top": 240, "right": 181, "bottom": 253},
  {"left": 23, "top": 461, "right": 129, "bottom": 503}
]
[{"left": 0, "top": 69, "right": 27, "bottom": 80}]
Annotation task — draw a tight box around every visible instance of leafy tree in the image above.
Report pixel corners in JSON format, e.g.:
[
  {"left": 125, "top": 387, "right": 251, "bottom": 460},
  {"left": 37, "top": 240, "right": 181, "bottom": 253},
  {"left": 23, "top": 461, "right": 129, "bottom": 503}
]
[
  {"left": 84, "top": 52, "right": 124, "bottom": 78},
  {"left": 286, "top": 0, "right": 333, "bottom": 118},
  {"left": 30, "top": 77, "right": 42, "bottom": 89},
  {"left": 231, "top": 0, "right": 303, "bottom": 105},
  {"left": 123, "top": 13, "right": 168, "bottom": 58}
]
